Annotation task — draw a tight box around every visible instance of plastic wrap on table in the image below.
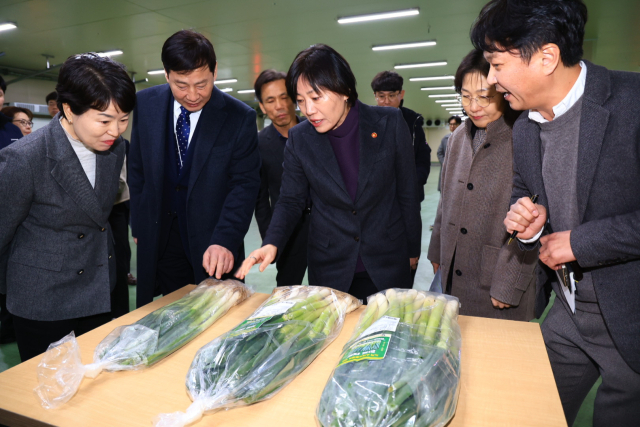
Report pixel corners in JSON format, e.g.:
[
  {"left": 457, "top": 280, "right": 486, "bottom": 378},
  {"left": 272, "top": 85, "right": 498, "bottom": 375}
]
[
  {"left": 154, "top": 285, "right": 362, "bottom": 427},
  {"left": 317, "top": 289, "right": 462, "bottom": 427},
  {"left": 34, "top": 279, "right": 252, "bottom": 409}
]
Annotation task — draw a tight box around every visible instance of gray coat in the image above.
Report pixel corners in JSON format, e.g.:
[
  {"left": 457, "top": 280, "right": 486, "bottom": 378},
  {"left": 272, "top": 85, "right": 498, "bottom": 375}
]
[
  {"left": 0, "top": 116, "right": 123, "bottom": 321},
  {"left": 428, "top": 116, "right": 539, "bottom": 320}
]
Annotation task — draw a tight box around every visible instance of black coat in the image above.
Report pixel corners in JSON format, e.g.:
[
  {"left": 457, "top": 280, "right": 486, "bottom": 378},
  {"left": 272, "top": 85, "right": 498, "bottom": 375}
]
[
  {"left": 512, "top": 61, "right": 640, "bottom": 373},
  {"left": 0, "top": 113, "right": 22, "bottom": 151},
  {"left": 262, "top": 102, "right": 422, "bottom": 293},
  {"left": 129, "top": 85, "right": 261, "bottom": 306},
  {"left": 400, "top": 106, "right": 431, "bottom": 201}
]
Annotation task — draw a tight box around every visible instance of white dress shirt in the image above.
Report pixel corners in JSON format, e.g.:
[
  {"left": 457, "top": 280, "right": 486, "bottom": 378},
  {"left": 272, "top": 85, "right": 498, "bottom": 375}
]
[{"left": 173, "top": 100, "right": 202, "bottom": 147}]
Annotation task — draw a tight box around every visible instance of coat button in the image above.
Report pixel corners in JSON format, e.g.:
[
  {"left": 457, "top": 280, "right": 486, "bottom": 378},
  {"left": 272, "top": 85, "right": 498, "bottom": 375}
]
[
  {"left": 352, "top": 210, "right": 357, "bottom": 215},
  {"left": 100, "top": 227, "right": 106, "bottom": 232},
  {"left": 354, "top": 236, "right": 360, "bottom": 242},
  {"left": 467, "top": 183, "right": 474, "bottom": 190},
  {"left": 455, "top": 270, "right": 462, "bottom": 276},
  {"left": 461, "top": 228, "right": 467, "bottom": 234},
  {"left": 484, "top": 143, "right": 491, "bottom": 149},
  {"left": 108, "top": 255, "right": 112, "bottom": 259},
  {"left": 78, "top": 233, "right": 85, "bottom": 239},
  {"left": 78, "top": 270, "right": 84, "bottom": 275}
]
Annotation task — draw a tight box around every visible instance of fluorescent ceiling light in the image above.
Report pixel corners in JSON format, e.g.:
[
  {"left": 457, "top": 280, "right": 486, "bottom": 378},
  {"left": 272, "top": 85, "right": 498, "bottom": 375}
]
[
  {"left": 220, "top": 88, "right": 233, "bottom": 92},
  {"left": 372, "top": 40, "right": 435, "bottom": 51},
  {"left": 409, "top": 75, "right": 453, "bottom": 82},
  {"left": 215, "top": 79, "right": 237, "bottom": 84},
  {"left": 421, "top": 86, "right": 455, "bottom": 91},
  {"left": 148, "top": 69, "right": 164, "bottom": 75},
  {"left": 429, "top": 94, "right": 458, "bottom": 98},
  {"left": 435, "top": 99, "right": 458, "bottom": 103},
  {"left": 98, "top": 50, "right": 123, "bottom": 57},
  {"left": 338, "top": 8, "right": 419, "bottom": 24},
  {"left": 0, "top": 23, "right": 17, "bottom": 32},
  {"left": 237, "top": 89, "right": 255, "bottom": 94},
  {"left": 441, "top": 103, "right": 462, "bottom": 107},
  {"left": 395, "top": 61, "right": 447, "bottom": 69},
  {"left": 446, "top": 107, "right": 463, "bottom": 110}
]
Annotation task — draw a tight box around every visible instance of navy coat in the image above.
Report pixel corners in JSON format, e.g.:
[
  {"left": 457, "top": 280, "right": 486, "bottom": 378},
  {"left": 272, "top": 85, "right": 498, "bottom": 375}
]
[
  {"left": 263, "top": 101, "right": 421, "bottom": 293},
  {"left": 129, "top": 85, "right": 261, "bottom": 306}
]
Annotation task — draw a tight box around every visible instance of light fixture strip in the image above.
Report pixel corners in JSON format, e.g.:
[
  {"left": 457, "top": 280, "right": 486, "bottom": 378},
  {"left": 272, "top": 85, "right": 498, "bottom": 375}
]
[
  {"left": 372, "top": 40, "right": 435, "bottom": 51},
  {"left": 338, "top": 8, "right": 419, "bottom": 24},
  {"left": 215, "top": 79, "right": 238, "bottom": 84},
  {"left": 0, "top": 22, "right": 17, "bottom": 32},
  {"left": 98, "top": 50, "right": 123, "bottom": 57},
  {"left": 421, "top": 86, "right": 455, "bottom": 91},
  {"left": 220, "top": 88, "right": 233, "bottom": 92},
  {"left": 395, "top": 61, "right": 447, "bottom": 69},
  {"left": 429, "top": 94, "right": 459, "bottom": 98},
  {"left": 148, "top": 69, "right": 165, "bottom": 75},
  {"left": 435, "top": 99, "right": 459, "bottom": 103},
  {"left": 237, "top": 89, "right": 255, "bottom": 94},
  {"left": 409, "top": 75, "right": 453, "bottom": 81}
]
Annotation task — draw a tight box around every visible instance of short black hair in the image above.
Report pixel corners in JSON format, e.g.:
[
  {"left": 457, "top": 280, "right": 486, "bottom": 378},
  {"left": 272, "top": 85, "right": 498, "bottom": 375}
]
[
  {"left": 286, "top": 44, "right": 358, "bottom": 108},
  {"left": 371, "top": 71, "right": 404, "bottom": 92},
  {"left": 470, "top": 0, "right": 587, "bottom": 67},
  {"left": 454, "top": 48, "right": 521, "bottom": 126},
  {"left": 254, "top": 69, "right": 287, "bottom": 103},
  {"left": 0, "top": 75, "right": 6, "bottom": 94},
  {"left": 2, "top": 106, "right": 33, "bottom": 121},
  {"left": 447, "top": 115, "right": 462, "bottom": 125},
  {"left": 162, "top": 30, "right": 217, "bottom": 74},
  {"left": 45, "top": 91, "right": 57, "bottom": 103},
  {"left": 55, "top": 53, "right": 136, "bottom": 120}
]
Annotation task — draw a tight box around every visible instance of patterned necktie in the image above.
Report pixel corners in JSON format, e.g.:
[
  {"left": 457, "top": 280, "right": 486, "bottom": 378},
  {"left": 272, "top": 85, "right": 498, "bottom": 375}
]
[{"left": 175, "top": 106, "right": 191, "bottom": 172}]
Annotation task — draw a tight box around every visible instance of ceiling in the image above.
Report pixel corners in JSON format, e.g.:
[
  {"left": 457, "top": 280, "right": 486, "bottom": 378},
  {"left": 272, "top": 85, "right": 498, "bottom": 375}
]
[{"left": 1, "top": 0, "right": 639, "bottom": 121}]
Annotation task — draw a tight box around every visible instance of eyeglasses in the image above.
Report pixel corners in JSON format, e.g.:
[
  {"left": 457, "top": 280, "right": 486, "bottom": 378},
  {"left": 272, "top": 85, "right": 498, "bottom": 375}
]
[
  {"left": 459, "top": 95, "right": 495, "bottom": 108},
  {"left": 13, "top": 119, "right": 33, "bottom": 127},
  {"left": 375, "top": 91, "right": 400, "bottom": 102}
]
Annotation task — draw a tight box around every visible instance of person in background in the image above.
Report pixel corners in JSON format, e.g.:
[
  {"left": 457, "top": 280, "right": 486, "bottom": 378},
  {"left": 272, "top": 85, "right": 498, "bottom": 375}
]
[
  {"left": 437, "top": 116, "right": 461, "bottom": 192},
  {"left": 0, "top": 76, "right": 22, "bottom": 151},
  {"left": 46, "top": 91, "right": 59, "bottom": 117},
  {"left": 473, "top": 0, "right": 640, "bottom": 424},
  {"left": 129, "top": 30, "right": 261, "bottom": 307},
  {"left": 0, "top": 53, "right": 135, "bottom": 361},
  {"left": 427, "top": 48, "right": 541, "bottom": 321},
  {"left": 371, "top": 70, "right": 430, "bottom": 281},
  {"left": 1, "top": 106, "right": 33, "bottom": 137},
  {"left": 253, "top": 69, "right": 309, "bottom": 287},
  {"left": 237, "top": 44, "right": 421, "bottom": 302}
]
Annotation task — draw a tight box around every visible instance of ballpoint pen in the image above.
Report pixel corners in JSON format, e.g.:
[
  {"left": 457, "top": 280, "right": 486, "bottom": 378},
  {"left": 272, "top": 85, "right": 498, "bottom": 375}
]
[{"left": 507, "top": 194, "right": 539, "bottom": 245}]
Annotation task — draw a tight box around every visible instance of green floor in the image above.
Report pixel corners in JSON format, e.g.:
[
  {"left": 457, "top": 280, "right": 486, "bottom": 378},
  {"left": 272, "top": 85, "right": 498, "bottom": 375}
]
[{"left": 0, "top": 165, "right": 597, "bottom": 426}]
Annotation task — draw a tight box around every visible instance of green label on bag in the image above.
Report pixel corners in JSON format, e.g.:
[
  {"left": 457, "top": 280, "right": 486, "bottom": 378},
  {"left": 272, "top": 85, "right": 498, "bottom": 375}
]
[
  {"left": 229, "top": 317, "right": 271, "bottom": 338},
  {"left": 337, "top": 333, "right": 391, "bottom": 367}
]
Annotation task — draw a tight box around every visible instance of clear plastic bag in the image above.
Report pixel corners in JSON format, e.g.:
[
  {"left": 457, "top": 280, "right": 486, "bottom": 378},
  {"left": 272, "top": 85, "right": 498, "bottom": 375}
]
[
  {"left": 34, "top": 279, "right": 252, "bottom": 409},
  {"left": 154, "top": 285, "right": 361, "bottom": 427},
  {"left": 317, "top": 289, "right": 462, "bottom": 427}
]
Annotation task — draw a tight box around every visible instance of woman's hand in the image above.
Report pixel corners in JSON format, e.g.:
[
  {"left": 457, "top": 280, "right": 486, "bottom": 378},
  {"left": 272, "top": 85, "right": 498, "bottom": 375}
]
[
  {"left": 235, "top": 245, "right": 278, "bottom": 280},
  {"left": 410, "top": 257, "right": 419, "bottom": 270},
  {"left": 491, "top": 297, "right": 511, "bottom": 309},
  {"left": 431, "top": 262, "right": 440, "bottom": 274}
]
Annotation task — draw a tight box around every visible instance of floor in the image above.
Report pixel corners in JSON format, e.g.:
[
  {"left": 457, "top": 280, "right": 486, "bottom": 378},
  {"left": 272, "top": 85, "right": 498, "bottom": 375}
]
[{"left": 0, "top": 165, "right": 598, "bottom": 426}]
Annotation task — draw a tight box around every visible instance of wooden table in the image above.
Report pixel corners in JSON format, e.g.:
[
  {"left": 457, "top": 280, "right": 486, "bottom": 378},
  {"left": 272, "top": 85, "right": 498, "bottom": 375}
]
[{"left": 0, "top": 287, "right": 566, "bottom": 427}]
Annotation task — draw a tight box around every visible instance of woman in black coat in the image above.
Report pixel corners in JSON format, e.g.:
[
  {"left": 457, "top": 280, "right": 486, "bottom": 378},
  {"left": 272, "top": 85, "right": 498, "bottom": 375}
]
[{"left": 237, "top": 44, "right": 421, "bottom": 300}]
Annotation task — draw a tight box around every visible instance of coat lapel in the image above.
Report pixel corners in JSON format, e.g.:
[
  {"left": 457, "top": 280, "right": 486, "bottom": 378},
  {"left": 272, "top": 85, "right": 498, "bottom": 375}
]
[
  {"left": 576, "top": 62, "right": 611, "bottom": 222},
  {"left": 355, "top": 103, "right": 385, "bottom": 203},
  {"left": 47, "top": 120, "right": 104, "bottom": 225},
  {"left": 303, "top": 125, "right": 351, "bottom": 201}
]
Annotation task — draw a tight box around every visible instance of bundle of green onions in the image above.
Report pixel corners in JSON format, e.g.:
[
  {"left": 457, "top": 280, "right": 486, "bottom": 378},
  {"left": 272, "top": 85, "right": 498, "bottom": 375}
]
[
  {"left": 153, "top": 285, "right": 361, "bottom": 427},
  {"left": 35, "top": 279, "right": 252, "bottom": 409},
  {"left": 317, "top": 289, "right": 461, "bottom": 427}
]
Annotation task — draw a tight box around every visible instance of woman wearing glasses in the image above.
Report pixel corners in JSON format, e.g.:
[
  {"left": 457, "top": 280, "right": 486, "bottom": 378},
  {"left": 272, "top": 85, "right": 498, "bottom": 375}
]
[
  {"left": 427, "top": 49, "right": 542, "bottom": 320},
  {"left": 1, "top": 106, "right": 33, "bottom": 137},
  {"left": 0, "top": 53, "right": 136, "bottom": 361},
  {"left": 236, "top": 44, "right": 421, "bottom": 301}
]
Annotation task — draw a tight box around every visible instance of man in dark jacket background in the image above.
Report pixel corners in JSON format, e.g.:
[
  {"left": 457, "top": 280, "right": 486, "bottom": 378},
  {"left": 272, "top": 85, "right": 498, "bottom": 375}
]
[{"left": 0, "top": 76, "right": 23, "bottom": 151}]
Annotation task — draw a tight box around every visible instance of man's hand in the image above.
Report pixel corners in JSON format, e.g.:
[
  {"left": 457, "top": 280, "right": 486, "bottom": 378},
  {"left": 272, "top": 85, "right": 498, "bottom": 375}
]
[
  {"left": 202, "top": 245, "right": 235, "bottom": 279},
  {"left": 539, "top": 231, "right": 576, "bottom": 270},
  {"left": 504, "top": 198, "right": 547, "bottom": 240},
  {"left": 431, "top": 262, "right": 440, "bottom": 274},
  {"left": 133, "top": 237, "right": 138, "bottom": 245},
  {"left": 235, "top": 245, "right": 278, "bottom": 280},
  {"left": 410, "top": 257, "right": 419, "bottom": 270},
  {"left": 491, "top": 297, "right": 511, "bottom": 309}
]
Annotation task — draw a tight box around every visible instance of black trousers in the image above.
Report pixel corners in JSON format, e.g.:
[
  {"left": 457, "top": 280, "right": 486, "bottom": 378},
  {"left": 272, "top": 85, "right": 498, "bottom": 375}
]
[
  {"left": 347, "top": 272, "right": 379, "bottom": 304},
  {"left": 108, "top": 202, "right": 131, "bottom": 318},
  {"left": 276, "top": 209, "right": 310, "bottom": 287},
  {"left": 0, "top": 293, "right": 14, "bottom": 344},
  {"left": 13, "top": 311, "right": 113, "bottom": 362},
  {"left": 156, "top": 216, "right": 195, "bottom": 296}
]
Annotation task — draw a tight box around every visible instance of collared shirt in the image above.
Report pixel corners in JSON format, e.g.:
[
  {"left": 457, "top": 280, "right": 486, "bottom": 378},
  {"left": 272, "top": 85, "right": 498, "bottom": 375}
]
[
  {"left": 528, "top": 61, "right": 587, "bottom": 124},
  {"left": 173, "top": 100, "right": 203, "bottom": 147},
  {"left": 60, "top": 118, "right": 97, "bottom": 188}
]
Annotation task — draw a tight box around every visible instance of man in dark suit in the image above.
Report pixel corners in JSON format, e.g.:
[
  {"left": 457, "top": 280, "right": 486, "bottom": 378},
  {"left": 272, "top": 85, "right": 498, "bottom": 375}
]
[
  {"left": 253, "top": 69, "right": 308, "bottom": 287},
  {"left": 472, "top": 1, "right": 640, "bottom": 426},
  {"left": 129, "top": 30, "right": 261, "bottom": 307}
]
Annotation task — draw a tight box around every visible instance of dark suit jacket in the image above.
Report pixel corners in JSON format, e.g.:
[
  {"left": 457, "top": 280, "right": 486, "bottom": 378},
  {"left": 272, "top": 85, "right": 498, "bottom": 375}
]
[
  {"left": 263, "top": 101, "right": 421, "bottom": 293},
  {"left": 254, "top": 117, "right": 306, "bottom": 239},
  {"left": 512, "top": 61, "right": 640, "bottom": 372},
  {"left": 0, "top": 115, "right": 122, "bottom": 320},
  {"left": 400, "top": 106, "right": 431, "bottom": 201},
  {"left": 0, "top": 113, "right": 22, "bottom": 151},
  {"left": 129, "top": 85, "right": 261, "bottom": 306}
]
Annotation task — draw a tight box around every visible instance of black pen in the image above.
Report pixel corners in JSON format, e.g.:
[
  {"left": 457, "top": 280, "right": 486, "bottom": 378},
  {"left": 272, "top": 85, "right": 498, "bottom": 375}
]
[{"left": 507, "top": 194, "right": 539, "bottom": 245}]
